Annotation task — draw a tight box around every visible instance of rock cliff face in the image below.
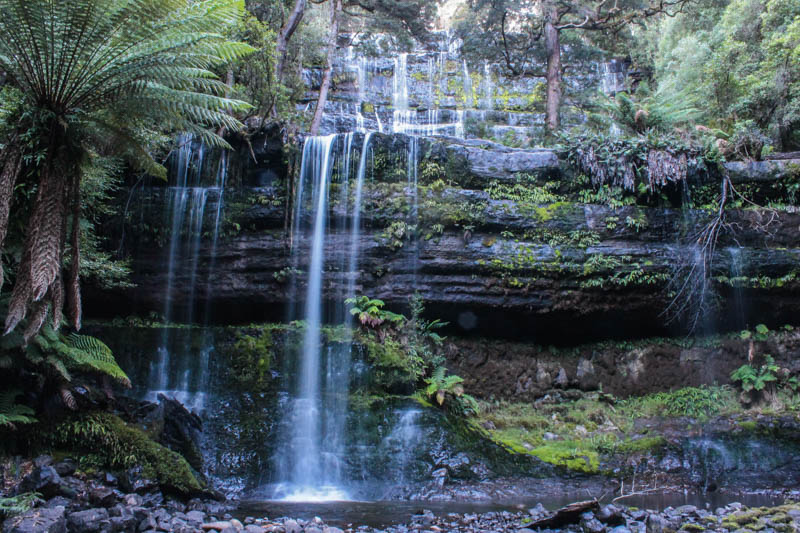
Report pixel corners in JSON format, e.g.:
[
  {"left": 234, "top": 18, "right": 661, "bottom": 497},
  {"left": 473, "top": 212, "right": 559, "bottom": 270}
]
[{"left": 88, "top": 131, "right": 800, "bottom": 344}]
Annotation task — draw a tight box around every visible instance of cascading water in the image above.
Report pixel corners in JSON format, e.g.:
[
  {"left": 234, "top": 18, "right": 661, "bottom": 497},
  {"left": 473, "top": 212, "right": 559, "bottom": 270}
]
[
  {"left": 146, "top": 134, "right": 228, "bottom": 411},
  {"left": 727, "top": 247, "right": 748, "bottom": 328},
  {"left": 274, "top": 132, "right": 376, "bottom": 501}
]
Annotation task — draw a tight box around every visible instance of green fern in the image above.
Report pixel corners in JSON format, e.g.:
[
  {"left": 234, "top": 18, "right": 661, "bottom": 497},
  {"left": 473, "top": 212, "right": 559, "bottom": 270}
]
[
  {"left": 0, "top": 493, "right": 41, "bottom": 517},
  {"left": 0, "top": 390, "right": 36, "bottom": 429}
]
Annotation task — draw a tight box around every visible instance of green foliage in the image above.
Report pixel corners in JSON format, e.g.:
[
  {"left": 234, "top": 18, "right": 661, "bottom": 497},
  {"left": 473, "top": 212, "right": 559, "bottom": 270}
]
[
  {"left": 0, "top": 493, "right": 40, "bottom": 518},
  {"left": 646, "top": 0, "right": 800, "bottom": 150},
  {"left": 47, "top": 413, "right": 203, "bottom": 495},
  {"left": 346, "top": 296, "right": 405, "bottom": 331},
  {"left": 621, "top": 385, "right": 738, "bottom": 420},
  {"left": 486, "top": 178, "right": 565, "bottom": 207},
  {"left": 230, "top": 327, "right": 276, "bottom": 390},
  {"left": 424, "top": 366, "right": 479, "bottom": 416},
  {"left": 1, "top": 319, "right": 130, "bottom": 389},
  {"left": 650, "top": 386, "right": 730, "bottom": 419},
  {"left": 560, "top": 131, "right": 708, "bottom": 194},
  {"left": 379, "top": 221, "right": 414, "bottom": 251},
  {"left": 731, "top": 355, "right": 779, "bottom": 392},
  {"left": 597, "top": 83, "right": 701, "bottom": 135},
  {"left": 0, "top": 390, "right": 36, "bottom": 429}
]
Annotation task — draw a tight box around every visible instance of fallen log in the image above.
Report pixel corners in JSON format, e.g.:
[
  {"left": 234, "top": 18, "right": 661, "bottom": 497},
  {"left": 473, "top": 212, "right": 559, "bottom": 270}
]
[{"left": 524, "top": 499, "right": 600, "bottom": 529}]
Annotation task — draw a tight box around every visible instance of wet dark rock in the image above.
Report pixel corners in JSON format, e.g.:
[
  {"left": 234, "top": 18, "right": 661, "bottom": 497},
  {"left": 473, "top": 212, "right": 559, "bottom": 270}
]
[
  {"left": 53, "top": 460, "right": 77, "bottom": 477},
  {"left": 89, "top": 487, "right": 117, "bottom": 507},
  {"left": 45, "top": 497, "right": 73, "bottom": 510},
  {"left": 581, "top": 512, "right": 607, "bottom": 533},
  {"left": 119, "top": 467, "right": 157, "bottom": 495},
  {"left": 645, "top": 514, "right": 667, "bottom": 533},
  {"left": 34, "top": 456, "right": 54, "bottom": 468},
  {"left": 66, "top": 508, "right": 109, "bottom": 532},
  {"left": 597, "top": 505, "right": 626, "bottom": 526},
  {"left": 2, "top": 506, "right": 66, "bottom": 533},
  {"left": 18, "top": 467, "right": 62, "bottom": 499}
]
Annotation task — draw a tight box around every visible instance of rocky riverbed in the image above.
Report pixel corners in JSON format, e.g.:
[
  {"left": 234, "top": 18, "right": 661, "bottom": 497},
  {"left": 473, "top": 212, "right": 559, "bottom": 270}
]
[{"left": 4, "top": 469, "right": 800, "bottom": 533}]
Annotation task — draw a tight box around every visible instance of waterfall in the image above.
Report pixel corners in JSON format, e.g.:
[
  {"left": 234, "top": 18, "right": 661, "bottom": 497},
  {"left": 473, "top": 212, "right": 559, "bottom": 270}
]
[
  {"left": 274, "top": 132, "right": 378, "bottom": 501},
  {"left": 393, "top": 53, "right": 412, "bottom": 133},
  {"left": 483, "top": 60, "right": 493, "bottom": 110},
  {"left": 145, "top": 134, "right": 228, "bottom": 411},
  {"left": 380, "top": 409, "right": 424, "bottom": 485},
  {"left": 728, "top": 247, "right": 748, "bottom": 328},
  {"left": 462, "top": 60, "right": 473, "bottom": 108}
]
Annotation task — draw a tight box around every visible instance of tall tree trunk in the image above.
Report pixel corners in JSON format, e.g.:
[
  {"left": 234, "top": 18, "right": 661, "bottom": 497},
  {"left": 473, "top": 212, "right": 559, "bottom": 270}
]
[
  {"left": 310, "top": 0, "right": 342, "bottom": 136},
  {"left": 543, "top": 2, "right": 562, "bottom": 133},
  {"left": 275, "top": 0, "right": 307, "bottom": 84}
]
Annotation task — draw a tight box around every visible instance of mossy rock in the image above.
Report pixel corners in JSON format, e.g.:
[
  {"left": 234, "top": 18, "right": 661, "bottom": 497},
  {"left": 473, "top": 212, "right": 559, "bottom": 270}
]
[
  {"left": 530, "top": 442, "right": 599, "bottom": 474},
  {"left": 679, "top": 523, "right": 705, "bottom": 532},
  {"left": 615, "top": 436, "right": 666, "bottom": 454},
  {"left": 47, "top": 413, "right": 204, "bottom": 496}
]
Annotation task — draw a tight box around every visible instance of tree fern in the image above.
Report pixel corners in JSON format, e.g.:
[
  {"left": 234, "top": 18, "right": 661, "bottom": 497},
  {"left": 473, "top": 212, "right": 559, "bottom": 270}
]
[
  {"left": 0, "top": 0, "right": 255, "bottom": 337},
  {"left": 0, "top": 389, "right": 36, "bottom": 429}
]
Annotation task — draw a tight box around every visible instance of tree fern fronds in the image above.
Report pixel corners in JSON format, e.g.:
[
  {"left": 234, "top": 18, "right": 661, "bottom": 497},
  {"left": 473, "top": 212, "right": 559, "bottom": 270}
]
[
  {"left": 64, "top": 333, "right": 130, "bottom": 386},
  {"left": 59, "top": 387, "right": 77, "bottom": 411},
  {"left": 0, "top": 389, "right": 36, "bottom": 429},
  {"left": 0, "top": 493, "right": 42, "bottom": 517},
  {"left": 0, "top": 0, "right": 254, "bottom": 337}
]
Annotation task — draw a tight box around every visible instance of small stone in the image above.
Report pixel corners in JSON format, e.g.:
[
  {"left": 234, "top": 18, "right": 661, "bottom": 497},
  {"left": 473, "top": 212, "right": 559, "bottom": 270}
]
[
  {"left": 305, "top": 527, "right": 322, "bottom": 533},
  {"left": 674, "top": 505, "right": 698, "bottom": 516},
  {"left": 202, "top": 522, "right": 233, "bottom": 531},
  {"left": 231, "top": 518, "right": 244, "bottom": 531},
  {"left": 597, "top": 505, "right": 625, "bottom": 526},
  {"left": 186, "top": 510, "right": 206, "bottom": 523},
  {"left": 283, "top": 519, "right": 301, "bottom": 533},
  {"left": 124, "top": 493, "right": 143, "bottom": 507},
  {"left": 245, "top": 527, "right": 266, "bottom": 533},
  {"left": 645, "top": 514, "right": 666, "bottom": 533},
  {"left": 323, "top": 527, "right": 344, "bottom": 533},
  {"left": 529, "top": 504, "right": 546, "bottom": 517},
  {"left": 89, "top": 486, "right": 117, "bottom": 507},
  {"left": 581, "top": 515, "right": 607, "bottom": 533},
  {"left": 543, "top": 432, "right": 559, "bottom": 441}
]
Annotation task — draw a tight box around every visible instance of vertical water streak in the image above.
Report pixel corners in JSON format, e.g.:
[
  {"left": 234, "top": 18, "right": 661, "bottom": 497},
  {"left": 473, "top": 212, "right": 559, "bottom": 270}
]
[
  {"left": 462, "top": 60, "right": 473, "bottom": 108},
  {"left": 483, "top": 60, "right": 493, "bottom": 110},
  {"left": 728, "top": 247, "right": 747, "bottom": 328},
  {"left": 146, "top": 134, "right": 227, "bottom": 411}
]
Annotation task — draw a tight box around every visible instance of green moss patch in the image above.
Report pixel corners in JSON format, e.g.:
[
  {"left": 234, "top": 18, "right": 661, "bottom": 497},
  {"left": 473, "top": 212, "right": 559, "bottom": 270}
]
[{"left": 47, "top": 413, "right": 203, "bottom": 496}]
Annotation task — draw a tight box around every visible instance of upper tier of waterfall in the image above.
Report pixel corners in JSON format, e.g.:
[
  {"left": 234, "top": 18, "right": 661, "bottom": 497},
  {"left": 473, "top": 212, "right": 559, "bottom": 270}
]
[{"left": 305, "top": 31, "right": 623, "bottom": 145}]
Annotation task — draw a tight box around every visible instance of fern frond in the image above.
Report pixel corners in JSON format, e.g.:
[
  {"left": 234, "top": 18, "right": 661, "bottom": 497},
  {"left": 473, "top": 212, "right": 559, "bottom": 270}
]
[{"left": 0, "top": 389, "right": 36, "bottom": 429}]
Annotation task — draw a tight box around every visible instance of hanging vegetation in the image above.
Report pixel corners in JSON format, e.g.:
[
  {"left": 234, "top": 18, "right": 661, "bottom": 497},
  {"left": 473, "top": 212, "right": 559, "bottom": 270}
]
[{"left": 561, "top": 132, "right": 709, "bottom": 193}]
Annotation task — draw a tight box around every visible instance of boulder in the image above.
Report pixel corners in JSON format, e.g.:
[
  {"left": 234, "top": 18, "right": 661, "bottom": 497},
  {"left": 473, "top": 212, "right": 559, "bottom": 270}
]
[
  {"left": 2, "top": 506, "right": 66, "bottom": 533},
  {"left": 66, "top": 508, "right": 110, "bottom": 532},
  {"left": 18, "top": 467, "right": 62, "bottom": 499}
]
